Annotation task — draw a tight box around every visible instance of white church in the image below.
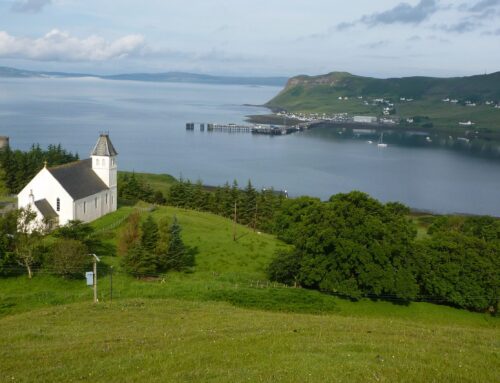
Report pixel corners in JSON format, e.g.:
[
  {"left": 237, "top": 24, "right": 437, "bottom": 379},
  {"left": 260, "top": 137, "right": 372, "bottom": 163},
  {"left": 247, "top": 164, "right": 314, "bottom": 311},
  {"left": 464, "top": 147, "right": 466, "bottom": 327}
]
[{"left": 18, "top": 134, "right": 118, "bottom": 228}]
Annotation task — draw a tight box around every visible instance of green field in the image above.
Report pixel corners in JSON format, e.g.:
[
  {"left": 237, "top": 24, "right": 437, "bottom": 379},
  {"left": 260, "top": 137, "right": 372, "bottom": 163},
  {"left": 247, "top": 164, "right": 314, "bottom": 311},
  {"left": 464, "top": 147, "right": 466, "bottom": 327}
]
[
  {"left": 118, "top": 171, "right": 178, "bottom": 197},
  {"left": 1, "top": 298, "right": 498, "bottom": 383},
  {"left": 0, "top": 204, "right": 498, "bottom": 382}
]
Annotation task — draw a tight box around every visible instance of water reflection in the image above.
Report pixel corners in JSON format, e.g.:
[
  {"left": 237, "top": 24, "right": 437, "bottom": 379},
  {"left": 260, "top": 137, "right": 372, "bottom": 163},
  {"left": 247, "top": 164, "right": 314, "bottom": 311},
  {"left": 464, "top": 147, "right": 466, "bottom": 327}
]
[{"left": 309, "top": 124, "right": 500, "bottom": 160}]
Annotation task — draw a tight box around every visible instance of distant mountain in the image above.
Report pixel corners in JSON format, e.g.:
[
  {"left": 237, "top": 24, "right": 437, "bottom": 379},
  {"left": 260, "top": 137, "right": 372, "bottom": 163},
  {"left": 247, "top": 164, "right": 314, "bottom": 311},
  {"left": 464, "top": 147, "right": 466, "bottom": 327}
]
[
  {"left": 267, "top": 71, "right": 500, "bottom": 111},
  {"left": 0, "top": 66, "right": 287, "bottom": 87}
]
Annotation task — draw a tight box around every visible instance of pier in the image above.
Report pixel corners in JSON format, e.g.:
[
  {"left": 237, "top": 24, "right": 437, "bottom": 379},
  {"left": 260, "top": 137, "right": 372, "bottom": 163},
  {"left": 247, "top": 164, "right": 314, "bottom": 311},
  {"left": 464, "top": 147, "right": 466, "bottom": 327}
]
[{"left": 186, "top": 120, "right": 324, "bottom": 136}]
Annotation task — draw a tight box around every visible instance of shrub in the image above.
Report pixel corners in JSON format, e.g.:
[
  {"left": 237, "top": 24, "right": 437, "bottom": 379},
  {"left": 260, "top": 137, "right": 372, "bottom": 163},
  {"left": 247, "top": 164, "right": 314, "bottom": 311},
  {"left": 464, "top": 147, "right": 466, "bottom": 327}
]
[{"left": 47, "top": 239, "right": 91, "bottom": 278}]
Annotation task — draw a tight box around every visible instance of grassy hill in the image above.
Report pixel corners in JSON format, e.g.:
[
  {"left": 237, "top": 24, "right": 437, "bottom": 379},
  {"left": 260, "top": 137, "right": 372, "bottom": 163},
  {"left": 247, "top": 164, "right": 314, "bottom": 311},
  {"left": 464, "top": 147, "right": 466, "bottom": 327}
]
[
  {"left": 0, "top": 203, "right": 498, "bottom": 381},
  {"left": 266, "top": 71, "right": 500, "bottom": 133},
  {"left": 1, "top": 298, "right": 498, "bottom": 382}
]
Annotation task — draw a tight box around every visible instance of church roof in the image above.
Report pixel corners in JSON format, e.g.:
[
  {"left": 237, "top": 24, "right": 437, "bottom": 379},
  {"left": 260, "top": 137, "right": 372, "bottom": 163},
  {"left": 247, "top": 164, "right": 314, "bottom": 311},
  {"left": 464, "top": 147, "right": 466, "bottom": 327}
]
[
  {"left": 91, "top": 134, "right": 118, "bottom": 157},
  {"left": 47, "top": 159, "right": 109, "bottom": 200},
  {"left": 34, "top": 199, "right": 58, "bottom": 220}
]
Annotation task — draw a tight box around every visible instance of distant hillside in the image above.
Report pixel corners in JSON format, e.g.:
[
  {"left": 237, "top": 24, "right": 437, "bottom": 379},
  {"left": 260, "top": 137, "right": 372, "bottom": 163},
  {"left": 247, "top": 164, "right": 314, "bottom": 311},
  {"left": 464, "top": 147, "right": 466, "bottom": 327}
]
[
  {"left": 267, "top": 71, "right": 500, "bottom": 110},
  {"left": 0, "top": 66, "right": 287, "bottom": 87}
]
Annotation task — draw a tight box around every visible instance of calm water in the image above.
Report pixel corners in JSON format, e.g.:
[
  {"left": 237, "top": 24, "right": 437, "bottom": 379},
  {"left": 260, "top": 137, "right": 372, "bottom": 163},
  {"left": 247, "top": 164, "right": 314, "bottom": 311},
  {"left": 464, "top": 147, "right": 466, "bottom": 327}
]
[{"left": 1, "top": 77, "right": 500, "bottom": 216}]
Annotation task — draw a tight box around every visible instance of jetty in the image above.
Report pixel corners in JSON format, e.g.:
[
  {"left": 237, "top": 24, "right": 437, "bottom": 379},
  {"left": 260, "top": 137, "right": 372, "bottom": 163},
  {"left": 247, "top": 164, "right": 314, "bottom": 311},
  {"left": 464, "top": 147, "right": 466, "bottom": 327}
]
[{"left": 185, "top": 120, "right": 324, "bottom": 136}]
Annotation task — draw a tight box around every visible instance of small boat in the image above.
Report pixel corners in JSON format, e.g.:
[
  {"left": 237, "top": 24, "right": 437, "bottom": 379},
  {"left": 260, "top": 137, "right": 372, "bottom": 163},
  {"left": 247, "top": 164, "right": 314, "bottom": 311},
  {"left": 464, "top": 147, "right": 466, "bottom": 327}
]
[
  {"left": 377, "top": 132, "right": 388, "bottom": 148},
  {"left": 367, "top": 140, "right": 373, "bottom": 144}
]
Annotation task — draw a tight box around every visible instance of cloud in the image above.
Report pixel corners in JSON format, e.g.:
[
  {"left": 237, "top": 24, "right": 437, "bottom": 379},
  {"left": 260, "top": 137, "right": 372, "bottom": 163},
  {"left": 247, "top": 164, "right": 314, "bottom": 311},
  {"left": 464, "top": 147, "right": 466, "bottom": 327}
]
[
  {"left": 467, "top": 0, "right": 500, "bottom": 13},
  {"left": 0, "top": 29, "right": 147, "bottom": 61},
  {"left": 407, "top": 35, "right": 422, "bottom": 42},
  {"left": 482, "top": 27, "right": 500, "bottom": 35},
  {"left": 360, "top": 40, "right": 390, "bottom": 49},
  {"left": 440, "top": 21, "right": 482, "bottom": 33},
  {"left": 361, "top": 0, "right": 438, "bottom": 26},
  {"left": 335, "top": 0, "right": 439, "bottom": 30},
  {"left": 11, "top": 0, "right": 51, "bottom": 13}
]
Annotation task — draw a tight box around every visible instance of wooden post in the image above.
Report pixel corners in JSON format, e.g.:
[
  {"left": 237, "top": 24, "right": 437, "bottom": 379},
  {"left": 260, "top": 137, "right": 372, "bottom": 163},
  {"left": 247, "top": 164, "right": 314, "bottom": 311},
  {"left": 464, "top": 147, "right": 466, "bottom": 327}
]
[{"left": 93, "top": 257, "right": 97, "bottom": 304}]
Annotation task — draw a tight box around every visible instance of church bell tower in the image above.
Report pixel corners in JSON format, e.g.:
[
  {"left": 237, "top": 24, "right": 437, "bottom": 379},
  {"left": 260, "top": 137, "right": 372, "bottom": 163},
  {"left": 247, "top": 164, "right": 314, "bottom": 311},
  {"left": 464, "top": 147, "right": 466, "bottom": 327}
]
[{"left": 91, "top": 133, "right": 118, "bottom": 209}]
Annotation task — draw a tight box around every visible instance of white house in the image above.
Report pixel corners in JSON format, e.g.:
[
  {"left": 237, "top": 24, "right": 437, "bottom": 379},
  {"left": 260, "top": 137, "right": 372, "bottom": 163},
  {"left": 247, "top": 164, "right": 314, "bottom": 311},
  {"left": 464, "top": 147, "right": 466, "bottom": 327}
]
[{"left": 18, "top": 134, "right": 118, "bottom": 228}]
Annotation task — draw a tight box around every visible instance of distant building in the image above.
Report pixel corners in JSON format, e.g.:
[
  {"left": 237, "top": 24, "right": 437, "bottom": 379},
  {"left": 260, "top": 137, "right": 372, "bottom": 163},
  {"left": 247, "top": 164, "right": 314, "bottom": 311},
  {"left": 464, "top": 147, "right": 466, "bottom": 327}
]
[
  {"left": 17, "top": 134, "right": 118, "bottom": 228},
  {"left": 0, "top": 136, "right": 9, "bottom": 150},
  {"left": 353, "top": 116, "right": 377, "bottom": 124},
  {"left": 459, "top": 121, "right": 475, "bottom": 126}
]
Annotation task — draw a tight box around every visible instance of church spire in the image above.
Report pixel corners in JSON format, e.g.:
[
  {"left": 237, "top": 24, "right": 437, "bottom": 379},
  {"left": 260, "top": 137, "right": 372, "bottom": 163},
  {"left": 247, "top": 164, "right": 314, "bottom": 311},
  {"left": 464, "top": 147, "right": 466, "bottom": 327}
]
[{"left": 91, "top": 133, "right": 118, "bottom": 157}]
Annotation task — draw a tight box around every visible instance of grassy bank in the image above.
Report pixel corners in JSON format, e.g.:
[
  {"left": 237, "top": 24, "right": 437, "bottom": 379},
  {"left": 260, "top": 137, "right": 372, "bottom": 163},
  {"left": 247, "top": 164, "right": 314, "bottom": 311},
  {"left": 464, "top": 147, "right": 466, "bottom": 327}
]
[
  {"left": 0, "top": 298, "right": 498, "bottom": 382},
  {"left": 0, "top": 204, "right": 498, "bottom": 382}
]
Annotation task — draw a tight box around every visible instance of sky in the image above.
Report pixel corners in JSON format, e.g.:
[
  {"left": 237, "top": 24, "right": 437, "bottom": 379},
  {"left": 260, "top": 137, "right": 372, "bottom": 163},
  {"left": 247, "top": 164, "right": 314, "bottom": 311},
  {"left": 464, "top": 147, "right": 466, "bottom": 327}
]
[{"left": 0, "top": 0, "right": 499, "bottom": 78}]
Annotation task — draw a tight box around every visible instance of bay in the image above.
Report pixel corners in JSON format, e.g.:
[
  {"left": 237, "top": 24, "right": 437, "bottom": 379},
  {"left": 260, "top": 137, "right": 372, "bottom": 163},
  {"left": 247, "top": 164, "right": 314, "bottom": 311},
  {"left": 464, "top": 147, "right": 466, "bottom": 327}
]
[{"left": 1, "top": 77, "right": 499, "bottom": 216}]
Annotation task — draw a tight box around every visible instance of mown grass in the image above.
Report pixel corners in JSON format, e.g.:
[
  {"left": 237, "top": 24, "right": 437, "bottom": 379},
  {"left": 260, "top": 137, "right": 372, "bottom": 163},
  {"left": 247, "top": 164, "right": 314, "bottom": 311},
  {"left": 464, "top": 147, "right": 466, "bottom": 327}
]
[{"left": 0, "top": 298, "right": 498, "bottom": 382}]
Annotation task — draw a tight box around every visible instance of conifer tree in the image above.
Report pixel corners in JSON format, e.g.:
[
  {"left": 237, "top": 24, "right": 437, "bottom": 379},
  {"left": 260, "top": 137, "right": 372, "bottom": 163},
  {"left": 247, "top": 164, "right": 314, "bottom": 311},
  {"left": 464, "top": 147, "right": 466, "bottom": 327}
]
[
  {"left": 242, "top": 180, "right": 257, "bottom": 226},
  {"left": 156, "top": 217, "right": 170, "bottom": 271},
  {"left": 164, "top": 216, "right": 193, "bottom": 271},
  {"left": 141, "top": 215, "right": 159, "bottom": 252},
  {"left": 122, "top": 244, "right": 158, "bottom": 277}
]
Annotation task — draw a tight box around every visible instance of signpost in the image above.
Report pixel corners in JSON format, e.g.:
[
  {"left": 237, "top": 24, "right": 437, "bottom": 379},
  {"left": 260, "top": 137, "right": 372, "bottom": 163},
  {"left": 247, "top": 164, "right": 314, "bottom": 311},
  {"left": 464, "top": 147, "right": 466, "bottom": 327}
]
[{"left": 87, "top": 254, "right": 100, "bottom": 303}]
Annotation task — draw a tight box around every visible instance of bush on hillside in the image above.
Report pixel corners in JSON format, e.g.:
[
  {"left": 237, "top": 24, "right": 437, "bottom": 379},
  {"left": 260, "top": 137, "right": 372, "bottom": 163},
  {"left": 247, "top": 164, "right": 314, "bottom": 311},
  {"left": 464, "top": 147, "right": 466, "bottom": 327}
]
[
  {"left": 416, "top": 230, "right": 499, "bottom": 312},
  {"left": 47, "top": 238, "right": 91, "bottom": 278},
  {"left": 269, "top": 191, "right": 419, "bottom": 301}
]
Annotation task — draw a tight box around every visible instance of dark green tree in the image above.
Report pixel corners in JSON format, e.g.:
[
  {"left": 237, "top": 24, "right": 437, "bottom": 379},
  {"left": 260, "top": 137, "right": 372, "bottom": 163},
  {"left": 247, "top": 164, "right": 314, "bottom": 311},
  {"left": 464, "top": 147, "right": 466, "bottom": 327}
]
[
  {"left": 141, "top": 215, "right": 159, "bottom": 252},
  {"left": 163, "top": 216, "right": 193, "bottom": 271},
  {"left": 416, "top": 230, "right": 499, "bottom": 312},
  {"left": 0, "top": 211, "right": 19, "bottom": 276},
  {"left": 269, "top": 191, "right": 419, "bottom": 301},
  {"left": 241, "top": 180, "right": 258, "bottom": 226},
  {"left": 122, "top": 244, "right": 159, "bottom": 277},
  {"left": 267, "top": 249, "right": 302, "bottom": 286}
]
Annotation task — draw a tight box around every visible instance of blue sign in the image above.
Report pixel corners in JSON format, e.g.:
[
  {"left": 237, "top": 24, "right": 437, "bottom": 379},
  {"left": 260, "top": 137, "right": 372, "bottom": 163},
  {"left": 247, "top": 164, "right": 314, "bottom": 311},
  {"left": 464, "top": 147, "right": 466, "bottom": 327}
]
[{"left": 85, "top": 271, "right": 94, "bottom": 286}]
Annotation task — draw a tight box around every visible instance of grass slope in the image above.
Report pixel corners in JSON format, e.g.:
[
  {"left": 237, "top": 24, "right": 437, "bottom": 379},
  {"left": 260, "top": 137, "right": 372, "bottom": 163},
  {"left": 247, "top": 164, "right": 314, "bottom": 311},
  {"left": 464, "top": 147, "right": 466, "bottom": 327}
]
[
  {"left": 0, "top": 299, "right": 498, "bottom": 382},
  {"left": 118, "top": 171, "right": 178, "bottom": 197},
  {"left": 1, "top": 205, "right": 498, "bottom": 381}
]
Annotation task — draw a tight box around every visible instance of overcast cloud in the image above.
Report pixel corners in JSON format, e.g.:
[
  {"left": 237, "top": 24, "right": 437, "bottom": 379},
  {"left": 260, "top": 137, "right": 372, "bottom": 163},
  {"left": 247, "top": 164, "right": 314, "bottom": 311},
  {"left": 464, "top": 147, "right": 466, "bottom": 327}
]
[
  {"left": 11, "top": 0, "right": 51, "bottom": 13},
  {"left": 361, "top": 0, "right": 439, "bottom": 26},
  {"left": 0, "top": 0, "right": 498, "bottom": 77},
  {"left": 0, "top": 29, "right": 146, "bottom": 61}
]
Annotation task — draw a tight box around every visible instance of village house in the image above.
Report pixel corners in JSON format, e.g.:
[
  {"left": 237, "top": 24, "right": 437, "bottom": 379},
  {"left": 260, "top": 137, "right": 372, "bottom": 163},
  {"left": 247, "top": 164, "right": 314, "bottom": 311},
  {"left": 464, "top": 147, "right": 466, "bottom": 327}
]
[{"left": 17, "top": 134, "right": 118, "bottom": 228}]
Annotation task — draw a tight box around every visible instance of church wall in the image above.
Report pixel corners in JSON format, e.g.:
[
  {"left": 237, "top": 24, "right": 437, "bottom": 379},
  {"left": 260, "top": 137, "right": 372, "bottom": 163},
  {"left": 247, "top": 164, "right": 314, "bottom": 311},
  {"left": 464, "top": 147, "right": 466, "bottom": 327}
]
[
  {"left": 18, "top": 168, "right": 74, "bottom": 226},
  {"left": 74, "top": 189, "right": 115, "bottom": 223}
]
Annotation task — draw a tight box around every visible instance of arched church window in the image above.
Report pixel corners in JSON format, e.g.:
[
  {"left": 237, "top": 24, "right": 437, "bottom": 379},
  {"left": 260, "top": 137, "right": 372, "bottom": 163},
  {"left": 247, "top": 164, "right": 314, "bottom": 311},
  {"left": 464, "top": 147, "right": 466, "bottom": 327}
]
[
  {"left": 96, "top": 159, "right": 100, "bottom": 166},
  {"left": 102, "top": 159, "right": 106, "bottom": 167}
]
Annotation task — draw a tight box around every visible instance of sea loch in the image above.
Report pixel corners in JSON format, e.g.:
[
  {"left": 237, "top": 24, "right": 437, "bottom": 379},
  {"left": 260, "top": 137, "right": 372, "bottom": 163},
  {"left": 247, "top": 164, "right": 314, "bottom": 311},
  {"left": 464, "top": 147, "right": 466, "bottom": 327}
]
[{"left": 1, "top": 77, "right": 500, "bottom": 216}]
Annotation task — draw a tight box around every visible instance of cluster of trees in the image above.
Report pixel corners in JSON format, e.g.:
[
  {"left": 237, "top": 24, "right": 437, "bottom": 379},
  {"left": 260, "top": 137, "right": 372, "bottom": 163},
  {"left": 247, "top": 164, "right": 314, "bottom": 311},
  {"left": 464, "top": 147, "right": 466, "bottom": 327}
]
[
  {"left": 268, "top": 192, "right": 499, "bottom": 313},
  {"left": 118, "top": 173, "right": 166, "bottom": 205},
  {"left": 119, "top": 212, "right": 193, "bottom": 277},
  {"left": 0, "top": 144, "right": 79, "bottom": 194},
  {"left": 0, "top": 206, "right": 193, "bottom": 280},
  {"left": 0, "top": 209, "right": 99, "bottom": 279},
  {"left": 168, "top": 179, "right": 285, "bottom": 232}
]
